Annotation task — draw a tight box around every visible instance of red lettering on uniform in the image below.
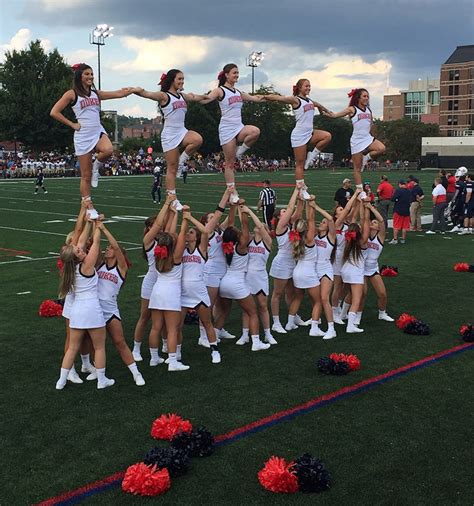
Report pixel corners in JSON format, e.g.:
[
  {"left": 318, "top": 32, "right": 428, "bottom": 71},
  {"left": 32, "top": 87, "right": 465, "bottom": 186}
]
[
  {"left": 248, "top": 245, "right": 265, "bottom": 254},
  {"left": 367, "top": 242, "right": 379, "bottom": 250},
  {"left": 172, "top": 101, "right": 187, "bottom": 110},
  {"left": 98, "top": 271, "right": 118, "bottom": 284},
  {"left": 228, "top": 96, "right": 243, "bottom": 105},
  {"left": 303, "top": 103, "right": 315, "bottom": 112},
  {"left": 316, "top": 240, "right": 327, "bottom": 248},
  {"left": 80, "top": 97, "right": 100, "bottom": 109},
  {"left": 358, "top": 112, "right": 371, "bottom": 121},
  {"left": 183, "top": 255, "right": 202, "bottom": 264}
]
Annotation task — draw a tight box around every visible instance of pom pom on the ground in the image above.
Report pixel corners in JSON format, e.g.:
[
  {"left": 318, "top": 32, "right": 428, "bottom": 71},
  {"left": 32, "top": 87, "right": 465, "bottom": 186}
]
[
  {"left": 144, "top": 447, "right": 190, "bottom": 477},
  {"left": 122, "top": 462, "right": 171, "bottom": 496},
  {"left": 38, "top": 299, "right": 63, "bottom": 317},
  {"left": 329, "top": 353, "right": 361, "bottom": 371},
  {"left": 380, "top": 265, "right": 399, "bottom": 277},
  {"left": 258, "top": 456, "right": 299, "bottom": 494},
  {"left": 403, "top": 320, "right": 430, "bottom": 335},
  {"left": 396, "top": 313, "right": 417, "bottom": 329},
  {"left": 293, "top": 453, "right": 331, "bottom": 493},
  {"left": 317, "top": 357, "right": 350, "bottom": 375},
  {"left": 170, "top": 426, "right": 215, "bottom": 457},
  {"left": 151, "top": 413, "right": 192, "bottom": 441},
  {"left": 453, "top": 262, "right": 469, "bottom": 272},
  {"left": 459, "top": 324, "right": 474, "bottom": 342}
]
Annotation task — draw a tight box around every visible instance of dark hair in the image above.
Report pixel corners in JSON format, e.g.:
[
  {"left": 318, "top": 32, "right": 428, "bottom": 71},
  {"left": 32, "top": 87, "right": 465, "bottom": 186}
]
[
  {"left": 292, "top": 78, "right": 309, "bottom": 96},
  {"left": 72, "top": 63, "right": 97, "bottom": 98},
  {"left": 218, "top": 63, "right": 238, "bottom": 86},
  {"left": 349, "top": 88, "right": 369, "bottom": 108},
  {"left": 222, "top": 226, "right": 239, "bottom": 265},
  {"left": 160, "top": 69, "right": 182, "bottom": 92},
  {"left": 142, "top": 215, "right": 157, "bottom": 260},
  {"left": 342, "top": 223, "right": 363, "bottom": 265},
  {"left": 154, "top": 232, "right": 175, "bottom": 273}
]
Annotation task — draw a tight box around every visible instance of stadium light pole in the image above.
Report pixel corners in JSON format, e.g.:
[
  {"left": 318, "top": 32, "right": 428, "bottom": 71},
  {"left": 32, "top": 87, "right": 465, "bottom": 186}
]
[
  {"left": 246, "top": 51, "right": 264, "bottom": 94},
  {"left": 89, "top": 24, "right": 114, "bottom": 90}
]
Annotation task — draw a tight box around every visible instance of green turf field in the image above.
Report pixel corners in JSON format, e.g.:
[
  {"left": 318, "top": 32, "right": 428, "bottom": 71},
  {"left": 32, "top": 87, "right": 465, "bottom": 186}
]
[{"left": 0, "top": 169, "right": 473, "bottom": 504}]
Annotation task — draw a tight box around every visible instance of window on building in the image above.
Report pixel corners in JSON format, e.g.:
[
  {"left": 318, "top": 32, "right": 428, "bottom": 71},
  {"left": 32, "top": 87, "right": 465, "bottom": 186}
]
[
  {"left": 389, "top": 99, "right": 393, "bottom": 106},
  {"left": 449, "top": 100, "right": 459, "bottom": 111},
  {"left": 429, "top": 91, "right": 440, "bottom": 105},
  {"left": 449, "top": 70, "right": 460, "bottom": 81},
  {"left": 448, "top": 85, "right": 459, "bottom": 96},
  {"left": 448, "top": 116, "right": 452, "bottom": 124}
]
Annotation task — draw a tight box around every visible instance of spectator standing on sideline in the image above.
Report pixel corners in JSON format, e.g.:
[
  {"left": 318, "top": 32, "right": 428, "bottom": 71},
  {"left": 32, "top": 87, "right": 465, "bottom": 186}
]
[
  {"left": 409, "top": 177, "right": 424, "bottom": 231},
  {"left": 151, "top": 169, "right": 161, "bottom": 204},
  {"left": 439, "top": 170, "right": 449, "bottom": 190},
  {"left": 389, "top": 180, "right": 411, "bottom": 244},
  {"left": 426, "top": 177, "right": 447, "bottom": 234},
  {"left": 257, "top": 179, "right": 277, "bottom": 227},
  {"left": 181, "top": 163, "right": 188, "bottom": 184},
  {"left": 446, "top": 171, "right": 456, "bottom": 203},
  {"left": 334, "top": 178, "right": 354, "bottom": 207},
  {"left": 34, "top": 168, "right": 48, "bottom": 195},
  {"left": 376, "top": 175, "right": 394, "bottom": 228},
  {"left": 458, "top": 173, "right": 473, "bottom": 235}
]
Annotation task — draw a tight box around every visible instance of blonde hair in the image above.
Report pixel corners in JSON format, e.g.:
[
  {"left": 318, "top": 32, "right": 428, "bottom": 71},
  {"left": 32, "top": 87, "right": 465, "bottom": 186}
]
[
  {"left": 342, "top": 223, "right": 363, "bottom": 265},
  {"left": 292, "top": 219, "right": 307, "bottom": 260},
  {"left": 155, "top": 232, "right": 175, "bottom": 273},
  {"left": 65, "top": 231, "right": 74, "bottom": 245},
  {"left": 58, "top": 245, "right": 78, "bottom": 298}
]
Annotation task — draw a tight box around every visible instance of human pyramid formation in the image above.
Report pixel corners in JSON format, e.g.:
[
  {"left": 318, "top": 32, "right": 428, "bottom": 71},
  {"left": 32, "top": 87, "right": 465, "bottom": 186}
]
[{"left": 50, "top": 62, "right": 393, "bottom": 390}]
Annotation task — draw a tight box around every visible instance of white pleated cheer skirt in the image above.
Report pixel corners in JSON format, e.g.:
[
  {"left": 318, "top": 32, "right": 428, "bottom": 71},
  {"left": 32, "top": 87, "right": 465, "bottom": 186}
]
[
  {"left": 69, "top": 296, "right": 105, "bottom": 329},
  {"left": 219, "top": 122, "right": 244, "bottom": 146},
  {"left": 219, "top": 272, "right": 250, "bottom": 300},
  {"left": 62, "top": 293, "right": 74, "bottom": 320},
  {"left": 350, "top": 134, "right": 374, "bottom": 155},
  {"left": 99, "top": 298, "right": 121, "bottom": 322},
  {"left": 161, "top": 126, "right": 188, "bottom": 153},
  {"left": 269, "top": 254, "right": 295, "bottom": 280},
  {"left": 140, "top": 270, "right": 158, "bottom": 300},
  {"left": 74, "top": 124, "right": 106, "bottom": 156},
  {"left": 293, "top": 261, "right": 319, "bottom": 289},
  {"left": 290, "top": 127, "right": 312, "bottom": 148},
  {"left": 181, "top": 280, "right": 211, "bottom": 308},
  {"left": 246, "top": 270, "right": 269, "bottom": 296},
  {"left": 341, "top": 262, "right": 365, "bottom": 284},
  {"left": 149, "top": 280, "right": 182, "bottom": 312}
]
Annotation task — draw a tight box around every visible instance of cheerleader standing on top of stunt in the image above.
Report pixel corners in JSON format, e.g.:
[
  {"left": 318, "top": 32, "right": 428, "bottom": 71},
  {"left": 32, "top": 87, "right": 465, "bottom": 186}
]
[
  {"left": 56, "top": 218, "right": 115, "bottom": 390},
  {"left": 203, "top": 63, "right": 266, "bottom": 204},
  {"left": 265, "top": 79, "right": 332, "bottom": 199},
  {"left": 135, "top": 69, "right": 209, "bottom": 211},
  {"left": 50, "top": 63, "right": 141, "bottom": 211},
  {"left": 326, "top": 88, "right": 385, "bottom": 195},
  {"left": 237, "top": 206, "right": 276, "bottom": 346},
  {"left": 96, "top": 221, "right": 146, "bottom": 386}
]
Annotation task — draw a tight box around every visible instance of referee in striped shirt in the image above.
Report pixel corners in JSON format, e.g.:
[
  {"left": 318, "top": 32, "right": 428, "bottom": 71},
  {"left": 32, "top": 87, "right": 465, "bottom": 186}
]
[{"left": 257, "top": 179, "right": 277, "bottom": 226}]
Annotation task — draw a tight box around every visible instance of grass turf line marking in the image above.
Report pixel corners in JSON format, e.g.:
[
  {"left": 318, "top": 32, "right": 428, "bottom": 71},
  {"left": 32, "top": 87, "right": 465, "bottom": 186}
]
[
  {"left": 35, "top": 341, "right": 474, "bottom": 506},
  {"left": 0, "top": 247, "right": 31, "bottom": 255},
  {"left": 17, "top": 291, "right": 32, "bottom": 295}
]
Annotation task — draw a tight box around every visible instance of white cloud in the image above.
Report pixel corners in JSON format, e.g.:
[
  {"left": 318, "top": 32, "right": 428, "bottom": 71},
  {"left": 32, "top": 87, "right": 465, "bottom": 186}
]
[
  {"left": 65, "top": 49, "right": 96, "bottom": 65},
  {"left": 112, "top": 35, "right": 211, "bottom": 73},
  {"left": 39, "top": 0, "right": 90, "bottom": 11},
  {"left": 1, "top": 28, "right": 53, "bottom": 61}
]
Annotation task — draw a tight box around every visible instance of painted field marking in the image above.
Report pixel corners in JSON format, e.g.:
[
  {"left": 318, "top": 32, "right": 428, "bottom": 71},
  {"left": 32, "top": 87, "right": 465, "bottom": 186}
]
[
  {"left": 17, "top": 291, "right": 31, "bottom": 295},
  {"left": 0, "top": 247, "right": 31, "bottom": 255},
  {"left": 45, "top": 220, "right": 65, "bottom": 223},
  {"left": 16, "top": 255, "right": 32, "bottom": 259}
]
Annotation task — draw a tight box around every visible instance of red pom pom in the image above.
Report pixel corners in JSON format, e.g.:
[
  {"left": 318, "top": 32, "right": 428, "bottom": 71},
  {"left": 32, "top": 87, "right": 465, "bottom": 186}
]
[
  {"left": 329, "top": 353, "right": 361, "bottom": 371},
  {"left": 122, "top": 462, "right": 171, "bottom": 496},
  {"left": 396, "top": 313, "right": 417, "bottom": 329},
  {"left": 39, "top": 299, "right": 63, "bottom": 317},
  {"left": 56, "top": 258, "right": 64, "bottom": 272},
  {"left": 381, "top": 267, "right": 398, "bottom": 277},
  {"left": 454, "top": 262, "right": 469, "bottom": 272},
  {"left": 459, "top": 325, "right": 469, "bottom": 336},
  {"left": 258, "top": 456, "right": 299, "bottom": 494},
  {"left": 289, "top": 230, "right": 301, "bottom": 243},
  {"left": 151, "top": 413, "right": 192, "bottom": 441}
]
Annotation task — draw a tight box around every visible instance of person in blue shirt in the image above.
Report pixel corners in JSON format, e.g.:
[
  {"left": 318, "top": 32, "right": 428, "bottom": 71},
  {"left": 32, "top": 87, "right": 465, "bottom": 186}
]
[
  {"left": 409, "top": 177, "right": 424, "bottom": 231},
  {"left": 389, "top": 180, "right": 411, "bottom": 244}
]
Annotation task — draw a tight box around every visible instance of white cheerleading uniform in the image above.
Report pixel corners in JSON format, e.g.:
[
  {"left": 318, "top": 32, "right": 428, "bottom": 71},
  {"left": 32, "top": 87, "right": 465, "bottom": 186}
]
[
  {"left": 291, "top": 96, "right": 315, "bottom": 148},
  {"left": 71, "top": 90, "right": 106, "bottom": 156},
  {"left": 97, "top": 263, "right": 125, "bottom": 322},
  {"left": 218, "top": 86, "right": 244, "bottom": 145},
  {"left": 246, "top": 239, "right": 271, "bottom": 296},
  {"left": 160, "top": 92, "right": 188, "bottom": 152},
  {"left": 62, "top": 292, "right": 74, "bottom": 320},
  {"left": 316, "top": 234, "right": 335, "bottom": 281},
  {"left": 341, "top": 249, "right": 368, "bottom": 285},
  {"left": 69, "top": 264, "right": 105, "bottom": 329},
  {"left": 269, "top": 228, "right": 296, "bottom": 280},
  {"left": 140, "top": 241, "right": 158, "bottom": 300},
  {"left": 181, "top": 246, "right": 211, "bottom": 308},
  {"left": 149, "top": 263, "right": 183, "bottom": 312},
  {"left": 293, "top": 244, "right": 319, "bottom": 289},
  {"left": 350, "top": 105, "right": 374, "bottom": 154},
  {"left": 364, "top": 235, "right": 383, "bottom": 277},
  {"left": 219, "top": 248, "right": 250, "bottom": 300},
  {"left": 333, "top": 223, "right": 349, "bottom": 276},
  {"left": 204, "top": 230, "right": 226, "bottom": 288}
]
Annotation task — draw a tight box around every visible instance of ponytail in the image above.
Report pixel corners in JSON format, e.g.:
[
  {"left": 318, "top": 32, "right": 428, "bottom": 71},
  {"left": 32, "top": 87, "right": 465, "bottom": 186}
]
[
  {"left": 218, "top": 63, "right": 238, "bottom": 86},
  {"left": 290, "top": 219, "right": 307, "bottom": 260},
  {"left": 58, "top": 245, "right": 77, "bottom": 298},
  {"left": 159, "top": 69, "right": 182, "bottom": 92}
]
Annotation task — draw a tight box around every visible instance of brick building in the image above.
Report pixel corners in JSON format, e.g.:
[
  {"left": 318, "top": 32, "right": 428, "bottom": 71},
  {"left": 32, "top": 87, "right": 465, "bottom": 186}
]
[{"left": 122, "top": 117, "right": 162, "bottom": 139}]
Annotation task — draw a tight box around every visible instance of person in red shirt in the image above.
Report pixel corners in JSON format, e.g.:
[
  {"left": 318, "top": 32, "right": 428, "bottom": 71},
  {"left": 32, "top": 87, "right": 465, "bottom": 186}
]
[
  {"left": 376, "top": 175, "right": 394, "bottom": 228},
  {"left": 446, "top": 171, "right": 456, "bottom": 202}
]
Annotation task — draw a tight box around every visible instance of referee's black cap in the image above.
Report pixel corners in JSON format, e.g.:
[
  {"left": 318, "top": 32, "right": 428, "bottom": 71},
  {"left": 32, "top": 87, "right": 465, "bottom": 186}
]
[{"left": 262, "top": 179, "right": 271, "bottom": 185}]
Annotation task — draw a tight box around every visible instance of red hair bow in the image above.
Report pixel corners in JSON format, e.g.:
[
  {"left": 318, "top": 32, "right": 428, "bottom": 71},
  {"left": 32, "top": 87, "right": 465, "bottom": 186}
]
[
  {"left": 217, "top": 70, "right": 225, "bottom": 80},
  {"left": 71, "top": 63, "right": 84, "bottom": 71},
  {"left": 289, "top": 230, "right": 301, "bottom": 242},
  {"left": 159, "top": 73, "right": 167, "bottom": 84},
  {"left": 347, "top": 88, "right": 357, "bottom": 98},
  {"left": 154, "top": 245, "right": 168, "bottom": 259},
  {"left": 345, "top": 231, "right": 357, "bottom": 241},
  {"left": 222, "top": 241, "right": 235, "bottom": 254}
]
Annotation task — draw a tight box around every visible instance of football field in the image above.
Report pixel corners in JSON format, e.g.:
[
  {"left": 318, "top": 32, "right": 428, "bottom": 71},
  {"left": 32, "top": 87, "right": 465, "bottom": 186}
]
[{"left": 0, "top": 169, "right": 473, "bottom": 504}]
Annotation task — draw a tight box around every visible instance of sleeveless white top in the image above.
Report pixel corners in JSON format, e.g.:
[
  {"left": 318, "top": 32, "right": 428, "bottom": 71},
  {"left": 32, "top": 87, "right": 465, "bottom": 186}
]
[
  {"left": 160, "top": 92, "right": 187, "bottom": 129},
  {"left": 72, "top": 90, "right": 101, "bottom": 128},
  {"left": 74, "top": 264, "right": 99, "bottom": 299},
  {"left": 247, "top": 239, "right": 270, "bottom": 272},
  {"left": 315, "top": 234, "right": 334, "bottom": 270},
  {"left": 365, "top": 235, "right": 383, "bottom": 273},
  {"left": 97, "top": 263, "right": 124, "bottom": 302},
  {"left": 204, "top": 230, "right": 226, "bottom": 276},
  {"left": 227, "top": 249, "right": 248, "bottom": 275},
  {"left": 350, "top": 105, "right": 374, "bottom": 153},
  {"left": 182, "top": 246, "right": 207, "bottom": 283},
  {"left": 219, "top": 86, "right": 243, "bottom": 126},
  {"left": 293, "top": 96, "right": 315, "bottom": 132}
]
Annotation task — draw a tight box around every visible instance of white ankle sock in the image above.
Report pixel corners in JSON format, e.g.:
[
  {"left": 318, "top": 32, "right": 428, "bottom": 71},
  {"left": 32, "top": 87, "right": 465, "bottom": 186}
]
[
  {"left": 264, "top": 328, "right": 272, "bottom": 337},
  {"left": 199, "top": 324, "right": 207, "bottom": 339},
  {"left": 288, "top": 314, "right": 295, "bottom": 324},
  {"left": 150, "top": 348, "right": 160, "bottom": 361},
  {"left": 340, "top": 302, "right": 351, "bottom": 318},
  {"left": 176, "top": 344, "right": 182, "bottom": 360},
  {"left": 251, "top": 335, "right": 260, "bottom": 343},
  {"left": 80, "top": 354, "right": 91, "bottom": 368},
  {"left": 59, "top": 367, "right": 69, "bottom": 383},
  {"left": 128, "top": 363, "right": 139, "bottom": 377},
  {"left": 168, "top": 352, "right": 178, "bottom": 364},
  {"left": 327, "top": 322, "right": 335, "bottom": 330},
  {"left": 273, "top": 316, "right": 281, "bottom": 324},
  {"left": 241, "top": 328, "right": 249, "bottom": 338},
  {"left": 133, "top": 341, "right": 141, "bottom": 353},
  {"left": 96, "top": 367, "right": 106, "bottom": 382},
  {"left": 179, "top": 151, "right": 190, "bottom": 164}
]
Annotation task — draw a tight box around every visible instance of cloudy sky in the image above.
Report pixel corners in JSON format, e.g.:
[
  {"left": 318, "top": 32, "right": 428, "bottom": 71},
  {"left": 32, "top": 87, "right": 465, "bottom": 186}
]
[{"left": 1, "top": 0, "right": 472, "bottom": 119}]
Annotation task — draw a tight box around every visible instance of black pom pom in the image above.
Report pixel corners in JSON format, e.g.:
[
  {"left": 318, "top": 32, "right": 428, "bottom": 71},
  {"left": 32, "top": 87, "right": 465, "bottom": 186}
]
[
  {"left": 171, "top": 426, "right": 215, "bottom": 457},
  {"left": 294, "top": 453, "right": 331, "bottom": 493},
  {"left": 461, "top": 325, "right": 474, "bottom": 342},
  {"left": 404, "top": 319, "right": 430, "bottom": 335},
  {"left": 143, "top": 446, "right": 190, "bottom": 477},
  {"left": 317, "top": 357, "right": 349, "bottom": 375},
  {"left": 469, "top": 264, "right": 474, "bottom": 273},
  {"left": 332, "top": 361, "right": 350, "bottom": 375}
]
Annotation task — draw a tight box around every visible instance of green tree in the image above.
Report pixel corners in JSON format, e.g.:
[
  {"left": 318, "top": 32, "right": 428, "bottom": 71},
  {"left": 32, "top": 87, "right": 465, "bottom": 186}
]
[
  {"left": 0, "top": 40, "right": 73, "bottom": 152},
  {"left": 313, "top": 115, "right": 352, "bottom": 161},
  {"left": 185, "top": 100, "right": 220, "bottom": 155}
]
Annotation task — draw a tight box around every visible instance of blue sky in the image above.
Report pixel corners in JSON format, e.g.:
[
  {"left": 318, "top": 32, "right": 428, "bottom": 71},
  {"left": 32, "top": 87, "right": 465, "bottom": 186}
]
[{"left": 1, "top": 0, "right": 473, "bottom": 119}]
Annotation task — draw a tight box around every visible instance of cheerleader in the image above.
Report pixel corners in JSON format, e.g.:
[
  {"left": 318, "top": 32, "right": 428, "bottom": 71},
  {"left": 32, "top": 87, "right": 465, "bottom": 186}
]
[
  {"left": 50, "top": 63, "right": 140, "bottom": 207},
  {"left": 55, "top": 219, "right": 114, "bottom": 390},
  {"left": 312, "top": 202, "right": 338, "bottom": 339},
  {"left": 265, "top": 79, "right": 331, "bottom": 198},
  {"left": 148, "top": 207, "right": 189, "bottom": 371},
  {"left": 269, "top": 188, "right": 304, "bottom": 333},
  {"left": 286, "top": 199, "right": 323, "bottom": 337},
  {"left": 237, "top": 207, "right": 276, "bottom": 345},
  {"left": 135, "top": 70, "right": 209, "bottom": 210},
  {"left": 360, "top": 202, "right": 394, "bottom": 322},
  {"left": 340, "top": 204, "right": 370, "bottom": 333},
  {"left": 326, "top": 88, "right": 385, "bottom": 193},
  {"left": 96, "top": 222, "right": 145, "bottom": 385},
  {"left": 214, "top": 204, "right": 270, "bottom": 351},
  {"left": 203, "top": 63, "right": 265, "bottom": 204}
]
